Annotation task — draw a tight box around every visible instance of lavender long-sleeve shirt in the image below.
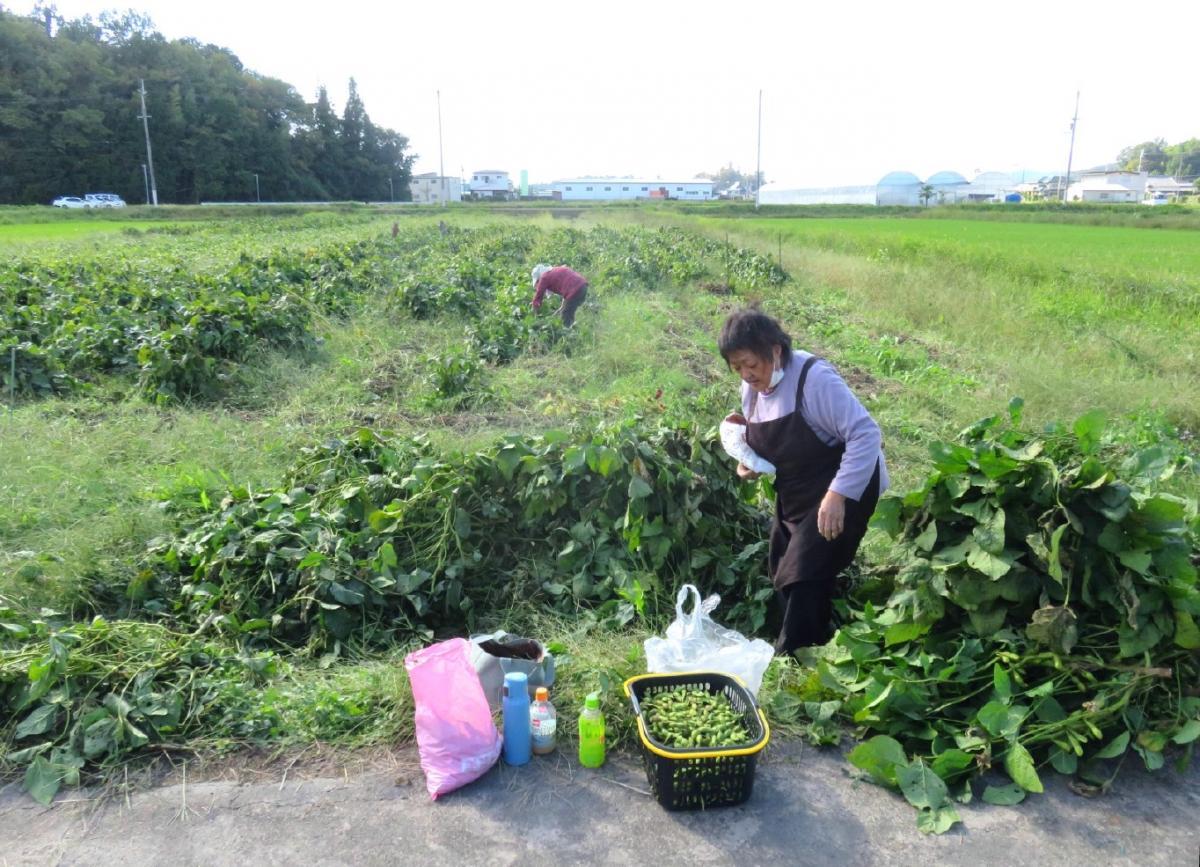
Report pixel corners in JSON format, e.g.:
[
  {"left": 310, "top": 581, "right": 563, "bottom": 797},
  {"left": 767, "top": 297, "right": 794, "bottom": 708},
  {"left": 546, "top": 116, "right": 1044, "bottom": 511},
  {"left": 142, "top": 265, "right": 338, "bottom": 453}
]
[{"left": 741, "top": 350, "right": 889, "bottom": 501}]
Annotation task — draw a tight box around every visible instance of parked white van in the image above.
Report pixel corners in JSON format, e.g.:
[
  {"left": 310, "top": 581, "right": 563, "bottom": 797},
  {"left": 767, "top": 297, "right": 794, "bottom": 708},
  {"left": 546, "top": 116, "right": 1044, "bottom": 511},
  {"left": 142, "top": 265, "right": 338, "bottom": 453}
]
[{"left": 84, "top": 193, "right": 127, "bottom": 208}]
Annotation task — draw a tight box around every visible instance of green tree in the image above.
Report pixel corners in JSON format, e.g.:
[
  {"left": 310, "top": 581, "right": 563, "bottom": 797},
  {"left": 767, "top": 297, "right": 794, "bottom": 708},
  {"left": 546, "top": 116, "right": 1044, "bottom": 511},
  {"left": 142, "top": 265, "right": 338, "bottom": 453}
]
[
  {"left": 0, "top": 8, "right": 415, "bottom": 204},
  {"left": 1117, "top": 139, "right": 1167, "bottom": 173},
  {"left": 1162, "top": 138, "right": 1200, "bottom": 179},
  {"left": 697, "top": 164, "right": 762, "bottom": 196}
]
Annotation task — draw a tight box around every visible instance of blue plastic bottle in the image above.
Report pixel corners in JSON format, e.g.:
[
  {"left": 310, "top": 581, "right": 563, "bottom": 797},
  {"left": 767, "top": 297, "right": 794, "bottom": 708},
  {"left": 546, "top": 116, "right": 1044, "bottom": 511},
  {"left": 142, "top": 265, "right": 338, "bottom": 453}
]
[{"left": 502, "top": 671, "right": 532, "bottom": 766}]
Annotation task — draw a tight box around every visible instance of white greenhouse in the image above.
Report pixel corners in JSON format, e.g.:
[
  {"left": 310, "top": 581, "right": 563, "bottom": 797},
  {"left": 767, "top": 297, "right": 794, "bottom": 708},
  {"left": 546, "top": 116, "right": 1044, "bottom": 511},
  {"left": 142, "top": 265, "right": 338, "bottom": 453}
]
[
  {"left": 757, "top": 183, "right": 876, "bottom": 205},
  {"left": 964, "top": 171, "right": 1017, "bottom": 202},
  {"left": 875, "top": 171, "right": 923, "bottom": 206},
  {"left": 926, "top": 170, "right": 970, "bottom": 204}
]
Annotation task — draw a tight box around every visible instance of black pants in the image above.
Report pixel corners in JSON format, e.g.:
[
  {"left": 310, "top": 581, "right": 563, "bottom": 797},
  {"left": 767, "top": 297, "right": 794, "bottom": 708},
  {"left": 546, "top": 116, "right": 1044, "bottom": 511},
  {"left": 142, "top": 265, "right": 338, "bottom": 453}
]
[
  {"left": 771, "top": 465, "right": 881, "bottom": 653},
  {"left": 774, "top": 580, "right": 837, "bottom": 653},
  {"left": 560, "top": 284, "right": 587, "bottom": 327}
]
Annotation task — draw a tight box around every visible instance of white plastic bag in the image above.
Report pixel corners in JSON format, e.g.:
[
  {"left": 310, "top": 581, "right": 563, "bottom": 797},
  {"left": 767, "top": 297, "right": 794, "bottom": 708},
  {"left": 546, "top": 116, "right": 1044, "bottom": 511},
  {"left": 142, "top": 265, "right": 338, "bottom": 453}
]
[
  {"left": 644, "top": 584, "right": 775, "bottom": 696},
  {"left": 719, "top": 414, "right": 776, "bottom": 475}
]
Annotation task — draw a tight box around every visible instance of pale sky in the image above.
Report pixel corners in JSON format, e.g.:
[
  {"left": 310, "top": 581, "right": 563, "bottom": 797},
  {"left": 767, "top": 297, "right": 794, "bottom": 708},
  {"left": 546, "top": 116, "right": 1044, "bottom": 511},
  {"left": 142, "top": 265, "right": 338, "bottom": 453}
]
[{"left": 40, "top": 0, "right": 1200, "bottom": 185}]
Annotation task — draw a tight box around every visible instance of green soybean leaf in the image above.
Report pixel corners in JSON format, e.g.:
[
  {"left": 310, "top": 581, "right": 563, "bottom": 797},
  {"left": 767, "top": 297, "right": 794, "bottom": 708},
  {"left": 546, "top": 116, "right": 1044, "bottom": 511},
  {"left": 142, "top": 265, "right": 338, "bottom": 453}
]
[
  {"left": 24, "top": 757, "right": 62, "bottom": 806},
  {"left": 627, "top": 476, "right": 653, "bottom": 500},
  {"left": 1049, "top": 747, "right": 1077, "bottom": 775},
  {"left": 898, "top": 759, "right": 948, "bottom": 810},
  {"left": 1171, "top": 720, "right": 1200, "bottom": 745},
  {"left": 968, "top": 606, "right": 1008, "bottom": 636},
  {"left": 982, "top": 783, "right": 1026, "bottom": 805},
  {"left": 452, "top": 508, "right": 472, "bottom": 539},
  {"left": 977, "top": 701, "right": 1015, "bottom": 737},
  {"left": 1117, "top": 548, "right": 1152, "bottom": 575},
  {"left": 495, "top": 445, "right": 524, "bottom": 480},
  {"left": 1174, "top": 611, "right": 1200, "bottom": 650},
  {"left": 915, "top": 803, "right": 961, "bottom": 835},
  {"left": 1046, "top": 524, "right": 1067, "bottom": 583},
  {"left": 1118, "top": 622, "right": 1162, "bottom": 658},
  {"left": 15, "top": 704, "right": 58, "bottom": 739},
  {"left": 327, "top": 582, "right": 364, "bottom": 605},
  {"left": 1094, "top": 731, "right": 1130, "bottom": 759},
  {"left": 562, "top": 446, "right": 587, "bottom": 474},
  {"left": 972, "top": 508, "right": 1006, "bottom": 555},
  {"left": 884, "top": 621, "right": 929, "bottom": 647},
  {"left": 930, "top": 442, "right": 974, "bottom": 474},
  {"left": 1134, "top": 743, "right": 1165, "bottom": 771},
  {"left": 297, "top": 550, "right": 326, "bottom": 569},
  {"left": 1004, "top": 742, "right": 1043, "bottom": 793},
  {"left": 1033, "top": 695, "right": 1067, "bottom": 723},
  {"left": 870, "top": 497, "right": 903, "bottom": 537},
  {"left": 586, "top": 446, "right": 621, "bottom": 477},
  {"left": 993, "top": 664, "right": 1012, "bottom": 704},
  {"left": 967, "top": 544, "right": 1013, "bottom": 579},
  {"left": 847, "top": 735, "right": 908, "bottom": 787},
  {"left": 1073, "top": 410, "right": 1106, "bottom": 456},
  {"left": 914, "top": 522, "right": 938, "bottom": 552},
  {"left": 930, "top": 749, "right": 975, "bottom": 779}
]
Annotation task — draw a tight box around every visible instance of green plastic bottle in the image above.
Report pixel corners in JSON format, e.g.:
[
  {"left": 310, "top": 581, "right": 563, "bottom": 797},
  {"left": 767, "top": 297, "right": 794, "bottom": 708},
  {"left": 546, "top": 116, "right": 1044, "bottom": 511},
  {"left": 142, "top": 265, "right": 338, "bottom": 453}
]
[{"left": 578, "top": 692, "right": 606, "bottom": 768}]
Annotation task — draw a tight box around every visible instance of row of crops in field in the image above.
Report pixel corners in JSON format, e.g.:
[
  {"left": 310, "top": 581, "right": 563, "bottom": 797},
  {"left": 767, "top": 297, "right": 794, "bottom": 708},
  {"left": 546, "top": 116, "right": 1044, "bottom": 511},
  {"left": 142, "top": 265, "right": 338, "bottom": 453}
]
[
  {"left": 1, "top": 222, "right": 783, "bottom": 404},
  {"left": 1, "top": 216, "right": 1196, "bottom": 833},
  {"left": 0, "top": 221, "right": 790, "bottom": 803}
]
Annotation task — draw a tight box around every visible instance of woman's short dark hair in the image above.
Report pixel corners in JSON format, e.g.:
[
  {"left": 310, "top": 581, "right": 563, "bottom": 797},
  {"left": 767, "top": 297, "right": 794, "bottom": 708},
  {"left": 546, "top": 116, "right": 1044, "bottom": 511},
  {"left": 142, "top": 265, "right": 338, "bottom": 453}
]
[{"left": 718, "top": 308, "right": 793, "bottom": 367}]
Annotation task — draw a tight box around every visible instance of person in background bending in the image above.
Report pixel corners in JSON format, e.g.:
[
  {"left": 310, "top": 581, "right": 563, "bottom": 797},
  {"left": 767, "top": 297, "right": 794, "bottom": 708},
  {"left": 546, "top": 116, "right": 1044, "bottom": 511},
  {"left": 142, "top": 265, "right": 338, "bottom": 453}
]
[
  {"left": 718, "top": 307, "right": 889, "bottom": 653},
  {"left": 531, "top": 263, "right": 589, "bottom": 327}
]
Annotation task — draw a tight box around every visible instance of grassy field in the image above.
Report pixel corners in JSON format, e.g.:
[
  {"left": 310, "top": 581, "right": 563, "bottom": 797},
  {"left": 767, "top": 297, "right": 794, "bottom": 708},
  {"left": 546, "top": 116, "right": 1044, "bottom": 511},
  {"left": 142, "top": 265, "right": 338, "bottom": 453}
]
[
  {"left": 737, "top": 216, "right": 1200, "bottom": 289},
  {"left": 1, "top": 204, "right": 1196, "bottom": 804},
  {"left": 664, "top": 212, "right": 1200, "bottom": 474}
]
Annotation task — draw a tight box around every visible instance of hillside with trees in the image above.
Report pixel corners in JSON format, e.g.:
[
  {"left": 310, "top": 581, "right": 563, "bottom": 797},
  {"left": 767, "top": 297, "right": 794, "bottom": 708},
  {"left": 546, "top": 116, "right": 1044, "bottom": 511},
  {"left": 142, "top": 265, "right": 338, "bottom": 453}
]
[
  {"left": 0, "top": 7, "right": 415, "bottom": 204},
  {"left": 1116, "top": 138, "right": 1200, "bottom": 178}
]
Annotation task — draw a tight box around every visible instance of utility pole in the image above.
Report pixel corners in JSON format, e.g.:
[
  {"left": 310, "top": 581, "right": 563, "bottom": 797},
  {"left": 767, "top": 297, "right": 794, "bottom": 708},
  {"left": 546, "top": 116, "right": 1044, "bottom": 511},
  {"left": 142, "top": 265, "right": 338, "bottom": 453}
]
[
  {"left": 254, "top": 173, "right": 260, "bottom": 203},
  {"left": 138, "top": 79, "right": 159, "bottom": 206},
  {"left": 389, "top": 177, "right": 395, "bottom": 202},
  {"left": 754, "top": 89, "right": 762, "bottom": 210},
  {"left": 1062, "top": 90, "right": 1079, "bottom": 203},
  {"left": 437, "top": 90, "right": 446, "bottom": 207},
  {"left": 141, "top": 163, "right": 149, "bottom": 205}
]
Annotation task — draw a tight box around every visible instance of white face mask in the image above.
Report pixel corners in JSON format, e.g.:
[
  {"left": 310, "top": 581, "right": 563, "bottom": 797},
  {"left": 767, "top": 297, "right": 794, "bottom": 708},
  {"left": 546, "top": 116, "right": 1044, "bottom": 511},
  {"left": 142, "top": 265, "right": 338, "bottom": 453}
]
[{"left": 768, "top": 364, "right": 785, "bottom": 389}]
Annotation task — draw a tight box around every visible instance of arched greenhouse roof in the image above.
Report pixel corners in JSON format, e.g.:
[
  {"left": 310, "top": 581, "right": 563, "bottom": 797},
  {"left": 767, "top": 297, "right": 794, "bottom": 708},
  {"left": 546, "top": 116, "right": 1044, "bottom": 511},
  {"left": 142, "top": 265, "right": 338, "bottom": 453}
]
[
  {"left": 973, "top": 171, "right": 1015, "bottom": 184},
  {"left": 927, "top": 170, "right": 968, "bottom": 186},
  {"left": 877, "top": 170, "right": 922, "bottom": 186}
]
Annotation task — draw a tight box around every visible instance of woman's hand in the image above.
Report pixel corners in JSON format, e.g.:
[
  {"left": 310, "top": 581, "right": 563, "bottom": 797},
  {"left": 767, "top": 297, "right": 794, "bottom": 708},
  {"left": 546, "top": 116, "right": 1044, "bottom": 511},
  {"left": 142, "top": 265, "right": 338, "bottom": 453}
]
[
  {"left": 818, "top": 490, "right": 847, "bottom": 540},
  {"left": 736, "top": 462, "right": 761, "bottom": 480}
]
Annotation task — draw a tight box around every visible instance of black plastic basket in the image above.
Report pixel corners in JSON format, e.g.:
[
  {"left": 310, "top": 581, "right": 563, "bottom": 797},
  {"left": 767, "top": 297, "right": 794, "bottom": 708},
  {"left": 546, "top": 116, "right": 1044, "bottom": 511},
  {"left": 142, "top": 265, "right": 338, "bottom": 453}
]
[{"left": 623, "top": 671, "right": 770, "bottom": 811}]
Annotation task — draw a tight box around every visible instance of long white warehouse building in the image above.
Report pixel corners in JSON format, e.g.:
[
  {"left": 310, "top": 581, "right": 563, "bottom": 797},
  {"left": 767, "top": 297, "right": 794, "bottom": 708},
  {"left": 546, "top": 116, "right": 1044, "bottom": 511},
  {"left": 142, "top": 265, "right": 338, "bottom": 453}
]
[{"left": 554, "top": 179, "right": 714, "bottom": 201}]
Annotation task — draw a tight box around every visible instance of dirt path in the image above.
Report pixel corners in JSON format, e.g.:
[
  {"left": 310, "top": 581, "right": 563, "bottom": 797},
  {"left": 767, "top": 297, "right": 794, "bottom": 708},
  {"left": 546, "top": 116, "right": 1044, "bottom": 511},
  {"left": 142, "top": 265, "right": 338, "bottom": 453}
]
[{"left": 3, "top": 741, "right": 1197, "bottom": 866}]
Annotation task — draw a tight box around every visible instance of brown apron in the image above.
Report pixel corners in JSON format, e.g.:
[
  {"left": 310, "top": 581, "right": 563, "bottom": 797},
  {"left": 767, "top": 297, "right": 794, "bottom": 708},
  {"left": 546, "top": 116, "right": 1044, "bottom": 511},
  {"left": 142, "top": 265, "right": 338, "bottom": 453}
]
[{"left": 745, "top": 356, "right": 879, "bottom": 592}]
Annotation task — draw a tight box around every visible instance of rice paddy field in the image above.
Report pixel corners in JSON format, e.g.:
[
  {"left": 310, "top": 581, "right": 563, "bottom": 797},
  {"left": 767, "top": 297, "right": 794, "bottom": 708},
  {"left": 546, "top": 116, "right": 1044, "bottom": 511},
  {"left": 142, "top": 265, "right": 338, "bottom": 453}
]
[{"left": 1, "top": 203, "right": 1196, "bottom": 830}]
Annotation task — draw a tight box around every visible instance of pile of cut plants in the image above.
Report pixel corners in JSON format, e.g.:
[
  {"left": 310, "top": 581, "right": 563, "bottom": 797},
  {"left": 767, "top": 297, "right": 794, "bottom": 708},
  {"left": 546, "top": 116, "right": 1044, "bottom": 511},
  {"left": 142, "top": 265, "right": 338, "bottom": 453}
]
[{"left": 774, "top": 400, "right": 1199, "bottom": 833}]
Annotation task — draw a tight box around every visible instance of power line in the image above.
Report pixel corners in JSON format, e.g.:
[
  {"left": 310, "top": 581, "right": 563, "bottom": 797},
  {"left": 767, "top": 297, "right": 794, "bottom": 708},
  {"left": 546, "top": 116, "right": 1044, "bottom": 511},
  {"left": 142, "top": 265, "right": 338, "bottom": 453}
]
[
  {"left": 754, "top": 89, "right": 762, "bottom": 210},
  {"left": 137, "top": 78, "right": 159, "bottom": 205},
  {"left": 1062, "top": 91, "right": 1079, "bottom": 203}
]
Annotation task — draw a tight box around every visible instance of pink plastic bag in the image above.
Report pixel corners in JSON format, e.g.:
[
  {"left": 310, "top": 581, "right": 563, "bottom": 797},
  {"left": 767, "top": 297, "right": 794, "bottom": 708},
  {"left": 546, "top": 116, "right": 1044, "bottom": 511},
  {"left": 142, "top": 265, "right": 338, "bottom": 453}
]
[{"left": 405, "top": 637, "right": 502, "bottom": 799}]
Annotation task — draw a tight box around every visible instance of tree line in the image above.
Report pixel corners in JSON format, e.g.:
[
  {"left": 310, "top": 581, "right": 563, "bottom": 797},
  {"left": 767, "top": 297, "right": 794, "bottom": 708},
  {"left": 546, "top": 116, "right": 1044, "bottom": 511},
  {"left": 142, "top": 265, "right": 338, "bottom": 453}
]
[
  {"left": 0, "top": 7, "right": 415, "bottom": 205},
  {"left": 1116, "top": 138, "right": 1200, "bottom": 179}
]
